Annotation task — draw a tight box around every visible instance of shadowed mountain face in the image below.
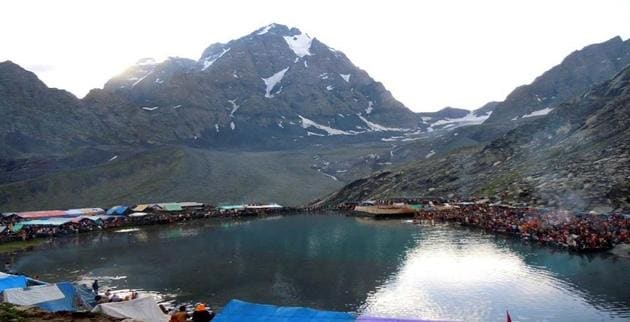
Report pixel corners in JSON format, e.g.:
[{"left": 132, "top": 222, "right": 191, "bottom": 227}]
[
  {"left": 321, "top": 65, "right": 630, "bottom": 212},
  {"left": 0, "top": 61, "right": 115, "bottom": 156}
]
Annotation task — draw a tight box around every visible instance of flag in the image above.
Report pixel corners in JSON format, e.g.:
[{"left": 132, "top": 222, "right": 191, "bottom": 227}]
[{"left": 506, "top": 310, "right": 512, "bottom": 322}]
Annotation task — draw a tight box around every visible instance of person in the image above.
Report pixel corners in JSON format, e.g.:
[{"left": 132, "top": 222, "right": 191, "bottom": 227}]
[
  {"left": 92, "top": 279, "right": 99, "bottom": 294},
  {"left": 110, "top": 293, "right": 122, "bottom": 302},
  {"left": 170, "top": 305, "right": 189, "bottom": 322},
  {"left": 192, "top": 303, "right": 215, "bottom": 322}
]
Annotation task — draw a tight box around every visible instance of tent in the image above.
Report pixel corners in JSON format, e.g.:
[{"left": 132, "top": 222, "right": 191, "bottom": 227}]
[
  {"left": 15, "top": 210, "right": 67, "bottom": 219},
  {"left": 0, "top": 275, "right": 27, "bottom": 292},
  {"left": 65, "top": 208, "right": 105, "bottom": 216},
  {"left": 92, "top": 296, "right": 168, "bottom": 322},
  {"left": 106, "top": 206, "right": 129, "bottom": 216},
  {"left": 158, "top": 203, "right": 183, "bottom": 212},
  {"left": 213, "top": 299, "right": 355, "bottom": 322},
  {"left": 132, "top": 204, "right": 151, "bottom": 212},
  {"left": 2, "top": 282, "right": 83, "bottom": 312}
]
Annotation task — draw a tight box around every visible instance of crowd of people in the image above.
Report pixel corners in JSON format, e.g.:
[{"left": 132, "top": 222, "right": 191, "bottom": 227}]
[
  {"left": 91, "top": 279, "right": 215, "bottom": 321},
  {"left": 0, "top": 206, "right": 294, "bottom": 245},
  {"left": 168, "top": 304, "right": 216, "bottom": 322},
  {"left": 412, "top": 202, "right": 630, "bottom": 251}
]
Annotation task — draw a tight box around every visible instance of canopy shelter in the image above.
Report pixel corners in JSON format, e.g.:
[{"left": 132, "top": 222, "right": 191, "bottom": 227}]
[
  {"left": 213, "top": 299, "right": 355, "bottom": 322},
  {"left": 132, "top": 204, "right": 152, "bottom": 212},
  {"left": 106, "top": 206, "right": 129, "bottom": 216},
  {"left": 92, "top": 296, "right": 168, "bottom": 322},
  {"left": 65, "top": 208, "right": 105, "bottom": 216},
  {"left": 14, "top": 210, "right": 67, "bottom": 219},
  {"left": 158, "top": 203, "right": 183, "bottom": 212}
]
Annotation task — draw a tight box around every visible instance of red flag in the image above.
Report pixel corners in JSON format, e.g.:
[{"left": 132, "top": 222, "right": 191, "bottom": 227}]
[{"left": 506, "top": 310, "right": 512, "bottom": 322}]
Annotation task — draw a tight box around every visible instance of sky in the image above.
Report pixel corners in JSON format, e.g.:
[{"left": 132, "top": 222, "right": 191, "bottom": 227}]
[{"left": 1, "top": 0, "right": 629, "bottom": 112}]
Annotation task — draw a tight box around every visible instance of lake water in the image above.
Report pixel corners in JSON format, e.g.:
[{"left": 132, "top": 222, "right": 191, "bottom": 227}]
[{"left": 3, "top": 213, "right": 630, "bottom": 321}]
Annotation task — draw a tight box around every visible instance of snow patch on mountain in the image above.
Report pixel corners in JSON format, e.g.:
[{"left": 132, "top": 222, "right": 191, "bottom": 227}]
[
  {"left": 215, "top": 124, "right": 220, "bottom": 133},
  {"left": 256, "top": 24, "right": 275, "bottom": 35},
  {"left": 262, "top": 67, "right": 289, "bottom": 98},
  {"left": 521, "top": 107, "right": 554, "bottom": 118},
  {"left": 201, "top": 47, "right": 231, "bottom": 71},
  {"left": 326, "top": 85, "right": 334, "bottom": 91},
  {"left": 339, "top": 74, "right": 351, "bottom": 82},
  {"left": 141, "top": 106, "right": 159, "bottom": 111},
  {"left": 131, "top": 71, "right": 153, "bottom": 87},
  {"left": 228, "top": 99, "right": 240, "bottom": 117},
  {"left": 357, "top": 115, "right": 407, "bottom": 132},
  {"left": 366, "top": 101, "right": 374, "bottom": 114},
  {"left": 430, "top": 111, "right": 492, "bottom": 128},
  {"left": 283, "top": 33, "right": 313, "bottom": 58},
  {"left": 425, "top": 150, "right": 436, "bottom": 159},
  {"left": 299, "top": 115, "right": 351, "bottom": 135},
  {"left": 230, "top": 121, "right": 236, "bottom": 130}
]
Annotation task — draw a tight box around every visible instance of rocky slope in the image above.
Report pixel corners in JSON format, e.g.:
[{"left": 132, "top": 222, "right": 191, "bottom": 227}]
[
  {"left": 486, "top": 36, "right": 630, "bottom": 124},
  {"left": 0, "top": 61, "right": 115, "bottom": 156},
  {"left": 84, "top": 24, "right": 424, "bottom": 148},
  {"left": 321, "top": 65, "right": 630, "bottom": 212}
]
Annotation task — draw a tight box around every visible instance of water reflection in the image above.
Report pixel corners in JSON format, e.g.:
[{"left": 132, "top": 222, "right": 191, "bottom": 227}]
[{"left": 361, "top": 224, "right": 630, "bottom": 321}]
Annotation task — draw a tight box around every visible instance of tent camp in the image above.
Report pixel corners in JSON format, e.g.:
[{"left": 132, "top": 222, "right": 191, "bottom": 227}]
[
  {"left": 213, "top": 299, "right": 355, "bottom": 322},
  {"left": 2, "top": 282, "right": 82, "bottom": 312},
  {"left": 92, "top": 296, "right": 168, "bottom": 322}
]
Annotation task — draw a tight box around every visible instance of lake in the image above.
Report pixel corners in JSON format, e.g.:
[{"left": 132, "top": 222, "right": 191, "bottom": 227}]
[{"left": 3, "top": 213, "right": 630, "bottom": 321}]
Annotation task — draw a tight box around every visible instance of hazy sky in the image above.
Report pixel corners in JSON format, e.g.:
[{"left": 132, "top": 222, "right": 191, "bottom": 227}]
[{"left": 1, "top": 0, "right": 629, "bottom": 112}]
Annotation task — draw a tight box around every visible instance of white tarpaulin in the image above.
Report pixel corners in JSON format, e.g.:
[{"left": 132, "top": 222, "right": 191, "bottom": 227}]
[
  {"left": 3, "top": 284, "right": 65, "bottom": 306},
  {"left": 91, "top": 296, "right": 168, "bottom": 322}
]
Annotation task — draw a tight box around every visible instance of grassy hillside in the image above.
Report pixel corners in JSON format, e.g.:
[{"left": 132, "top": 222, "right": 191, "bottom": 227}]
[{"left": 0, "top": 146, "right": 373, "bottom": 211}]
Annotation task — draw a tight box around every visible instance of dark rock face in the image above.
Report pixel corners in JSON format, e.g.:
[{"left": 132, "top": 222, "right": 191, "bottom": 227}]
[
  {"left": 486, "top": 36, "right": 630, "bottom": 124},
  {"left": 323, "top": 66, "right": 630, "bottom": 212}
]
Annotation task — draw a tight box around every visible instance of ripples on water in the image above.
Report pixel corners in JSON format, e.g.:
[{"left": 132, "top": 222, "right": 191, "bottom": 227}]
[{"left": 3, "top": 215, "right": 630, "bottom": 322}]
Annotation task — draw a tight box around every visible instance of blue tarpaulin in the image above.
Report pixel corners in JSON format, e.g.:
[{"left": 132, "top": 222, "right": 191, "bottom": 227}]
[
  {"left": 214, "top": 299, "right": 355, "bottom": 322},
  {"left": 36, "top": 282, "right": 77, "bottom": 312},
  {"left": 106, "top": 206, "right": 129, "bottom": 216},
  {"left": 0, "top": 275, "right": 27, "bottom": 292}
]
